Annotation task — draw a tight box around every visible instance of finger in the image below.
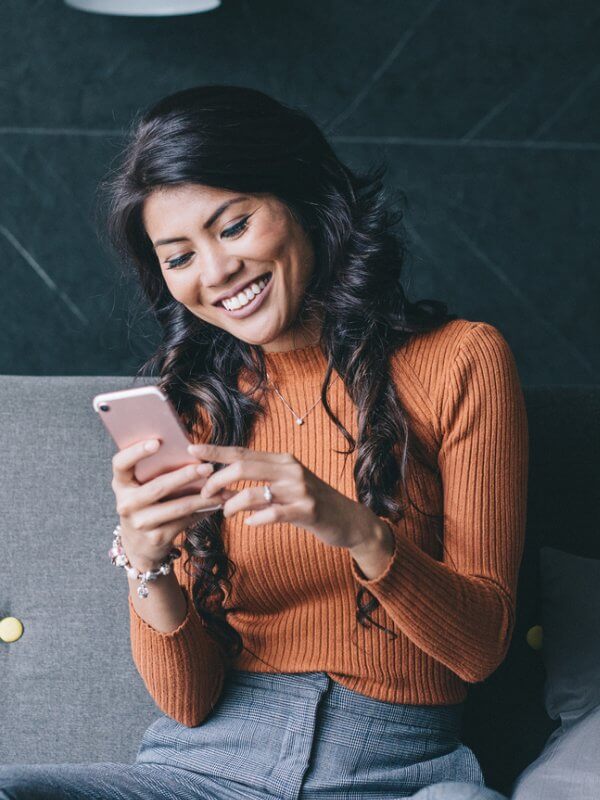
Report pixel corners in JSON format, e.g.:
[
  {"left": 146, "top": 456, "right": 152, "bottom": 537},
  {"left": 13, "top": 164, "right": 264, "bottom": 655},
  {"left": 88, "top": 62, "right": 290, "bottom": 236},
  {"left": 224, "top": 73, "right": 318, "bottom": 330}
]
[
  {"left": 135, "top": 461, "right": 215, "bottom": 508},
  {"left": 112, "top": 439, "right": 163, "bottom": 487},
  {"left": 246, "top": 497, "right": 309, "bottom": 526},
  {"left": 187, "top": 443, "right": 289, "bottom": 464},
  {"left": 222, "top": 486, "right": 287, "bottom": 519},
  {"left": 134, "top": 490, "right": 228, "bottom": 530},
  {"left": 244, "top": 502, "right": 296, "bottom": 527},
  {"left": 200, "top": 460, "right": 280, "bottom": 498},
  {"left": 244, "top": 509, "right": 275, "bottom": 526},
  {"left": 219, "top": 488, "right": 238, "bottom": 502}
]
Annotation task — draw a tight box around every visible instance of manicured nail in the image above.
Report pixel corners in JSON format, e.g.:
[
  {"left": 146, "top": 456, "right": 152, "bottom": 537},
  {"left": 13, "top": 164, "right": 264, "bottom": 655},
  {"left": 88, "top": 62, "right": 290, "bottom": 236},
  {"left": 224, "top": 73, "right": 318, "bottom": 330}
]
[{"left": 145, "top": 439, "right": 159, "bottom": 452}]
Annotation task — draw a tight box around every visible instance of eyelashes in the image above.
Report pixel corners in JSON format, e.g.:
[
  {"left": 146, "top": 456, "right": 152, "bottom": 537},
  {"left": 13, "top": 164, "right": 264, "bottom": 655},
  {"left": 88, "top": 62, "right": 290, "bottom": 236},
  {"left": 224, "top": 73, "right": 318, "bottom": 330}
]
[
  {"left": 165, "top": 216, "right": 250, "bottom": 270},
  {"left": 165, "top": 254, "right": 191, "bottom": 269},
  {"left": 221, "top": 216, "right": 250, "bottom": 240}
]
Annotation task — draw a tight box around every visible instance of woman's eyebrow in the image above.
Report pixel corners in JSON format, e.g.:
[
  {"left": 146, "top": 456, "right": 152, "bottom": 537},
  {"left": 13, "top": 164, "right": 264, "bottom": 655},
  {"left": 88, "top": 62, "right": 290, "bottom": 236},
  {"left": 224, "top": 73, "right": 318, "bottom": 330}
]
[{"left": 153, "top": 196, "right": 250, "bottom": 248}]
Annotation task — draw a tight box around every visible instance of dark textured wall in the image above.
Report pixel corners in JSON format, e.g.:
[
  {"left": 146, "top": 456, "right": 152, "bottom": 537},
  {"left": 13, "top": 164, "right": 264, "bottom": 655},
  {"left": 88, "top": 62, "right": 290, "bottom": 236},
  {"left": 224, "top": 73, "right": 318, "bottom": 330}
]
[{"left": 1, "top": 0, "right": 598, "bottom": 383}]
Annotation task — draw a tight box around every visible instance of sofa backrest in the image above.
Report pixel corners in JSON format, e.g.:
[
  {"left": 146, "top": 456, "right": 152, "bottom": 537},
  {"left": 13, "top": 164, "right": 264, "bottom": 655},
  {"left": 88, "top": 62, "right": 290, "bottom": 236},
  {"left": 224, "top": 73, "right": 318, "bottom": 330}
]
[
  {"left": 1, "top": 376, "right": 598, "bottom": 795},
  {"left": 0, "top": 375, "right": 157, "bottom": 765},
  {"left": 461, "top": 386, "right": 600, "bottom": 796}
]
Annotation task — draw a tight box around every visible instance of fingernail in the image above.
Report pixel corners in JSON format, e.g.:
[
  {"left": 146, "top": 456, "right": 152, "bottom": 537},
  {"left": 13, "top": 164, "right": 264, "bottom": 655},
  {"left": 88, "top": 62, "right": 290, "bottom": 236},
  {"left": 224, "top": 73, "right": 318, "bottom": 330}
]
[
  {"left": 145, "top": 439, "right": 159, "bottom": 452},
  {"left": 196, "top": 464, "right": 213, "bottom": 474}
]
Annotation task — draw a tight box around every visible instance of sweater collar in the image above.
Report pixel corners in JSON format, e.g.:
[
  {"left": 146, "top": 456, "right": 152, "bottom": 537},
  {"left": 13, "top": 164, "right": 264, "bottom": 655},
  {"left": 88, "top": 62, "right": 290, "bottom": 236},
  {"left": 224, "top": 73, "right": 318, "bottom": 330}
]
[{"left": 261, "top": 341, "right": 329, "bottom": 386}]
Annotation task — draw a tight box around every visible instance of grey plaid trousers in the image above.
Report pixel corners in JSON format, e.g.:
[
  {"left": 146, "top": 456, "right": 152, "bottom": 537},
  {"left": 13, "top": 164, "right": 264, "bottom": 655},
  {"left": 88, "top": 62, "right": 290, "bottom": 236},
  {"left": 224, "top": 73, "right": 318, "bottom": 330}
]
[{"left": 0, "top": 669, "right": 508, "bottom": 799}]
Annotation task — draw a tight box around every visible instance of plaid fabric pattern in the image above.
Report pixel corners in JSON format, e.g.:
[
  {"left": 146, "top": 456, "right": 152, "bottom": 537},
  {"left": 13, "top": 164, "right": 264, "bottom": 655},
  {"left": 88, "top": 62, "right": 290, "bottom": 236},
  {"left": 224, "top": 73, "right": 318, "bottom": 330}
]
[{"left": 1, "top": 670, "right": 505, "bottom": 799}]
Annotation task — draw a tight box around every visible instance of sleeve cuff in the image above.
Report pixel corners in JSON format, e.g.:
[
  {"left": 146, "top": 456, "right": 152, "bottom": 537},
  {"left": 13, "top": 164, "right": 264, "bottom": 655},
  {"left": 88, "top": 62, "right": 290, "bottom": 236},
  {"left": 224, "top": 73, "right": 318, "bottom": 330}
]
[
  {"left": 128, "top": 582, "right": 205, "bottom": 639},
  {"left": 128, "top": 582, "right": 228, "bottom": 726},
  {"left": 349, "top": 520, "right": 399, "bottom": 585}
]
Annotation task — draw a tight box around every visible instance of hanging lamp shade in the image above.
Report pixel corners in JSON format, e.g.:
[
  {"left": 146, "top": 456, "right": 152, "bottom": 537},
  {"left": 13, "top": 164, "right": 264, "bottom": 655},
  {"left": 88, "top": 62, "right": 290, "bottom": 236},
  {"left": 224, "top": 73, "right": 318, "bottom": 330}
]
[{"left": 64, "top": 0, "right": 220, "bottom": 15}]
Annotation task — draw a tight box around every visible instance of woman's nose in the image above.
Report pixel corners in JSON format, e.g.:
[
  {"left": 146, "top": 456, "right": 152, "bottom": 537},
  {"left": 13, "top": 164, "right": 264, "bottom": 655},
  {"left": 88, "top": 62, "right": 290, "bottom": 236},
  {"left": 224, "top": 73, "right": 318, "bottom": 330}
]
[{"left": 198, "top": 250, "right": 244, "bottom": 290}]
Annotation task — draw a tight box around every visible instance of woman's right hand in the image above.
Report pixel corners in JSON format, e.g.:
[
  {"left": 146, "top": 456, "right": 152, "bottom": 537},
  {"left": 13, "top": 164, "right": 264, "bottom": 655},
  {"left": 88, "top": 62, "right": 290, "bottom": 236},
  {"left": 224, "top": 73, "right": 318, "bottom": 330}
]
[{"left": 111, "top": 439, "right": 229, "bottom": 573}]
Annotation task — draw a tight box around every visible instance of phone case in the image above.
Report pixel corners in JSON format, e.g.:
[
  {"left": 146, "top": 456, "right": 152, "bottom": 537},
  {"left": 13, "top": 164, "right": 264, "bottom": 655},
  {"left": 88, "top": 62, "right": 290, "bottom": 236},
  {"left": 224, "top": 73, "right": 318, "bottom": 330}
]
[{"left": 92, "top": 385, "right": 221, "bottom": 508}]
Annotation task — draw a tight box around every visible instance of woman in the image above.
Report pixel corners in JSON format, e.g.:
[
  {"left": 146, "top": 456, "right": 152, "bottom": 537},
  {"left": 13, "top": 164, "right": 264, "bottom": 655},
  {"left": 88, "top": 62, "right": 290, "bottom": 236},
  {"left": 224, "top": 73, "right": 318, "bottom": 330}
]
[{"left": 0, "top": 85, "right": 525, "bottom": 800}]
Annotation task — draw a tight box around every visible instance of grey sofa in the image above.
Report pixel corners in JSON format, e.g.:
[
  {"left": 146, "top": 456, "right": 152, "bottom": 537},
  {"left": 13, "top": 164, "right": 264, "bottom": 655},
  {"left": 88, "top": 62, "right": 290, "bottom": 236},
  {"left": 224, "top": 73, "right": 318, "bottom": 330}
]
[{"left": 1, "top": 375, "right": 598, "bottom": 798}]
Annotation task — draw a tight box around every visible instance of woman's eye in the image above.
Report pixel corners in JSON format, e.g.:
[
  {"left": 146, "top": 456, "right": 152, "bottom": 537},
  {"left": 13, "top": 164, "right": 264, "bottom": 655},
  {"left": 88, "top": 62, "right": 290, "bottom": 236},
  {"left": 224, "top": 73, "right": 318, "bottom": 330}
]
[
  {"left": 164, "top": 216, "right": 250, "bottom": 270},
  {"left": 165, "top": 253, "right": 192, "bottom": 270},
  {"left": 221, "top": 216, "right": 250, "bottom": 239}
]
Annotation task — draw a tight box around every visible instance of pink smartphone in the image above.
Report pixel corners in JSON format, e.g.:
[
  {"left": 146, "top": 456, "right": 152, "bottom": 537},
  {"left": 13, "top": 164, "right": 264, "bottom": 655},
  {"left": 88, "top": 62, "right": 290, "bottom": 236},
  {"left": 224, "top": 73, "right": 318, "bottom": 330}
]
[{"left": 92, "top": 385, "right": 222, "bottom": 509}]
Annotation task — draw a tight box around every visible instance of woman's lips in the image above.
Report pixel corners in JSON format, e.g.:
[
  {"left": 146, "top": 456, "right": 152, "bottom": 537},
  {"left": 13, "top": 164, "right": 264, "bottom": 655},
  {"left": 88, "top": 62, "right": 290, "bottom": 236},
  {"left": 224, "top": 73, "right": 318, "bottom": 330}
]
[{"left": 217, "top": 272, "right": 273, "bottom": 319}]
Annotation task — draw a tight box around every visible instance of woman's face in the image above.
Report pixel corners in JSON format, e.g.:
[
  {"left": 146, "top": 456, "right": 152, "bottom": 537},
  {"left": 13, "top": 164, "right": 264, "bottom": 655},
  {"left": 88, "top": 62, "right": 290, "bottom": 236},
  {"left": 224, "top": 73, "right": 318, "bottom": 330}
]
[{"left": 142, "top": 183, "right": 317, "bottom": 351}]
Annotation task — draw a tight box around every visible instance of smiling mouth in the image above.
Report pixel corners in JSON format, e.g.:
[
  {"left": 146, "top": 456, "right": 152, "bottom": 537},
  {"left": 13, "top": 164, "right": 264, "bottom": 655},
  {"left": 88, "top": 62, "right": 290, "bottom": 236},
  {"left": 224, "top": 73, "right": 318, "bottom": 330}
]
[{"left": 217, "top": 272, "right": 272, "bottom": 310}]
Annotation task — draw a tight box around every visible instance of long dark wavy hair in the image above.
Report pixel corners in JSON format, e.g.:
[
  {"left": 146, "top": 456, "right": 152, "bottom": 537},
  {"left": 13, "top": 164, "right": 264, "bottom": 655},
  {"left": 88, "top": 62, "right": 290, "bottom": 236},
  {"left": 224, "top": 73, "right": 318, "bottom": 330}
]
[{"left": 97, "top": 84, "right": 458, "bottom": 669}]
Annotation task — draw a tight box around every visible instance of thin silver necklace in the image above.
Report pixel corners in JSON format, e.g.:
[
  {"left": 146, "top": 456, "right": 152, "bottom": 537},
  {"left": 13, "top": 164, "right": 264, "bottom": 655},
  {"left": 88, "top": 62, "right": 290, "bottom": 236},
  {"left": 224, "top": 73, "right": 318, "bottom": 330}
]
[{"left": 266, "top": 373, "right": 340, "bottom": 425}]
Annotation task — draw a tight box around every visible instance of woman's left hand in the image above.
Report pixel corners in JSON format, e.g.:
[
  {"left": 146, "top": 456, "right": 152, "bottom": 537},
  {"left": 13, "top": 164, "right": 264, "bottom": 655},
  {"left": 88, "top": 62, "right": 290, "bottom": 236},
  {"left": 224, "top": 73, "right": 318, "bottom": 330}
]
[{"left": 186, "top": 442, "right": 386, "bottom": 553}]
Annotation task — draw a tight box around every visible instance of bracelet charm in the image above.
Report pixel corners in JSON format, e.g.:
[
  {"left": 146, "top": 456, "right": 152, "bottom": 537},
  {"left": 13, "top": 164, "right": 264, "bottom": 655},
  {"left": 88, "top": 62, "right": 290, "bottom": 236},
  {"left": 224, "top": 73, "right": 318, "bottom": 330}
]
[{"left": 108, "top": 523, "right": 182, "bottom": 598}]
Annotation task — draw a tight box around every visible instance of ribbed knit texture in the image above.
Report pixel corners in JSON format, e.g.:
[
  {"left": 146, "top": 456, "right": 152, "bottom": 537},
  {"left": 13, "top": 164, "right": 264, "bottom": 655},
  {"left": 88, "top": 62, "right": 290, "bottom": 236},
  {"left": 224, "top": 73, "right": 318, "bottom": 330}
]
[{"left": 128, "top": 318, "right": 529, "bottom": 727}]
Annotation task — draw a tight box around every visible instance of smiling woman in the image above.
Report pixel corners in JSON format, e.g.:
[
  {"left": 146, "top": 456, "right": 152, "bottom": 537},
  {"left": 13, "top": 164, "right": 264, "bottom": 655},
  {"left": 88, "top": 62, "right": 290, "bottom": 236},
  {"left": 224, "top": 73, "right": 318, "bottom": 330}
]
[
  {"left": 94, "top": 86, "right": 464, "bottom": 668},
  {"left": 0, "top": 85, "right": 523, "bottom": 799},
  {"left": 142, "top": 183, "right": 315, "bottom": 344}
]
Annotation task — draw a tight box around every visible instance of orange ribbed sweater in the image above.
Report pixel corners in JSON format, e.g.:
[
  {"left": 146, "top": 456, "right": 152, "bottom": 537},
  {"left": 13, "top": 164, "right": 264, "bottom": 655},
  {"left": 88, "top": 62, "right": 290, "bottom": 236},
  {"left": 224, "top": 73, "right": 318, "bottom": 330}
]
[{"left": 128, "top": 318, "right": 529, "bottom": 727}]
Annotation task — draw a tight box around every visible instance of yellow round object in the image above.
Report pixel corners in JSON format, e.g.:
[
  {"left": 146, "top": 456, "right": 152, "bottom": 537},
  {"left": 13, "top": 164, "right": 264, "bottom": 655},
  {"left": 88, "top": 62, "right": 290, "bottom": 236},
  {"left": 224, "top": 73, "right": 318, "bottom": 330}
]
[
  {"left": 0, "top": 616, "right": 24, "bottom": 643},
  {"left": 526, "top": 624, "right": 543, "bottom": 650}
]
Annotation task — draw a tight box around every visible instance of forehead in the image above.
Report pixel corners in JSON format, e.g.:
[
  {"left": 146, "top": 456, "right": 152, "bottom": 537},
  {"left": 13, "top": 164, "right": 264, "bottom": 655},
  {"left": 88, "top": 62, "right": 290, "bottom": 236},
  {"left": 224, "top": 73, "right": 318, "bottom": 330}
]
[{"left": 142, "top": 184, "right": 247, "bottom": 232}]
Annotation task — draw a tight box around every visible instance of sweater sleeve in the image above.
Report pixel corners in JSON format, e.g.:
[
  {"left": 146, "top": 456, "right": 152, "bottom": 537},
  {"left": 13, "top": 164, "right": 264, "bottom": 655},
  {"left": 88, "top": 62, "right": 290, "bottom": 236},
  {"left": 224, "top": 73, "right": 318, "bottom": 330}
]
[
  {"left": 128, "top": 553, "right": 228, "bottom": 727},
  {"left": 350, "top": 322, "right": 529, "bottom": 683}
]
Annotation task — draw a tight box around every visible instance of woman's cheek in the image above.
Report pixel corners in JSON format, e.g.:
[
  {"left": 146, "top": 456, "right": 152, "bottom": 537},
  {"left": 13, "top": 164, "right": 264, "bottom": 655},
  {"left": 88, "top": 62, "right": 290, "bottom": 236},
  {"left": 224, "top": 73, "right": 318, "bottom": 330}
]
[
  {"left": 251, "top": 216, "right": 288, "bottom": 259},
  {"left": 167, "top": 276, "right": 195, "bottom": 306}
]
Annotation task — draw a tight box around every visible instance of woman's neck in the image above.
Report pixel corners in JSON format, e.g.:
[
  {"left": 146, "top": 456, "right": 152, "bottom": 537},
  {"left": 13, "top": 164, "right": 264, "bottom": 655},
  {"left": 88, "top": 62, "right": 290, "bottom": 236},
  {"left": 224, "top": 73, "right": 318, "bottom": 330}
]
[
  {"left": 260, "top": 338, "right": 328, "bottom": 385},
  {"left": 259, "top": 308, "right": 323, "bottom": 353}
]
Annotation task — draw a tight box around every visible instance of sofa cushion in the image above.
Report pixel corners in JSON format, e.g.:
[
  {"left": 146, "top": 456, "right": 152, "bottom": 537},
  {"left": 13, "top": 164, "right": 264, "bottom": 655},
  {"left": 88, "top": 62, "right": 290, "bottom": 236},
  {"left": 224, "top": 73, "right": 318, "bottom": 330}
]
[
  {"left": 511, "top": 704, "right": 600, "bottom": 800},
  {"left": 510, "top": 546, "right": 600, "bottom": 798},
  {"left": 0, "top": 375, "right": 160, "bottom": 765},
  {"left": 539, "top": 546, "right": 600, "bottom": 726}
]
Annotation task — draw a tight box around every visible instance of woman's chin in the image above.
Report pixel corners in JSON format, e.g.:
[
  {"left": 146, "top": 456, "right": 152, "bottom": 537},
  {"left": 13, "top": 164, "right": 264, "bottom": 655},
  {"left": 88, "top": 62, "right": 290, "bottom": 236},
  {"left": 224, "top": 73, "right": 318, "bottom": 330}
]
[{"left": 228, "top": 319, "right": 284, "bottom": 348}]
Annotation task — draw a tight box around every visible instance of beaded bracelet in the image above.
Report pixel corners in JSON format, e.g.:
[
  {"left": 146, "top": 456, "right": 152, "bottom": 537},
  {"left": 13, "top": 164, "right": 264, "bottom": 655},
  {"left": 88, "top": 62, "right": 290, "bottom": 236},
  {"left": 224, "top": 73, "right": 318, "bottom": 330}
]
[{"left": 108, "top": 523, "right": 182, "bottom": 598}]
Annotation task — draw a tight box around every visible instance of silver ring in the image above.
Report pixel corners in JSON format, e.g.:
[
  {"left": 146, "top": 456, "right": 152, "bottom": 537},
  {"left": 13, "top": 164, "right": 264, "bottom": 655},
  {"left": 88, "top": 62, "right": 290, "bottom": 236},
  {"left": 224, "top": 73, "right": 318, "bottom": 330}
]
[{"left": 263, "top": 484, "right": 273, "bottom": 504}]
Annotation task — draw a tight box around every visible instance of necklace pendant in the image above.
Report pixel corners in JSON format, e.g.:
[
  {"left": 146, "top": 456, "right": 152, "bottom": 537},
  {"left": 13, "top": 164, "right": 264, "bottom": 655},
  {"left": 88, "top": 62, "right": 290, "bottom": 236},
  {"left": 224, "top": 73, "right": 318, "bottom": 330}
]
[{"left": 295, "top": 417, "right": 304, "bottom": 425}]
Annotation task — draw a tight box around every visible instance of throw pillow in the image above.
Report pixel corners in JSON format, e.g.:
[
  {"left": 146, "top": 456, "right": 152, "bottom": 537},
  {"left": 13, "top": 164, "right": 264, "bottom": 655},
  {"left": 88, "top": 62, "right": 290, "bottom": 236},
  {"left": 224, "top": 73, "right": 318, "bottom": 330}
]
[{"left": 539, "top": 546, "right": 600, "bottom": 725}]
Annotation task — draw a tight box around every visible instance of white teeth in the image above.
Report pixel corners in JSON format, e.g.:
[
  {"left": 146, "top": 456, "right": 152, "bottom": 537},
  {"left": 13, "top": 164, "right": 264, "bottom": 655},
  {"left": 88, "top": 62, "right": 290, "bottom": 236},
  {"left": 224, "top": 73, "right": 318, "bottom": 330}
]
[{"left": 221, "top": 274, "right": 270, "bottom": 311}]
